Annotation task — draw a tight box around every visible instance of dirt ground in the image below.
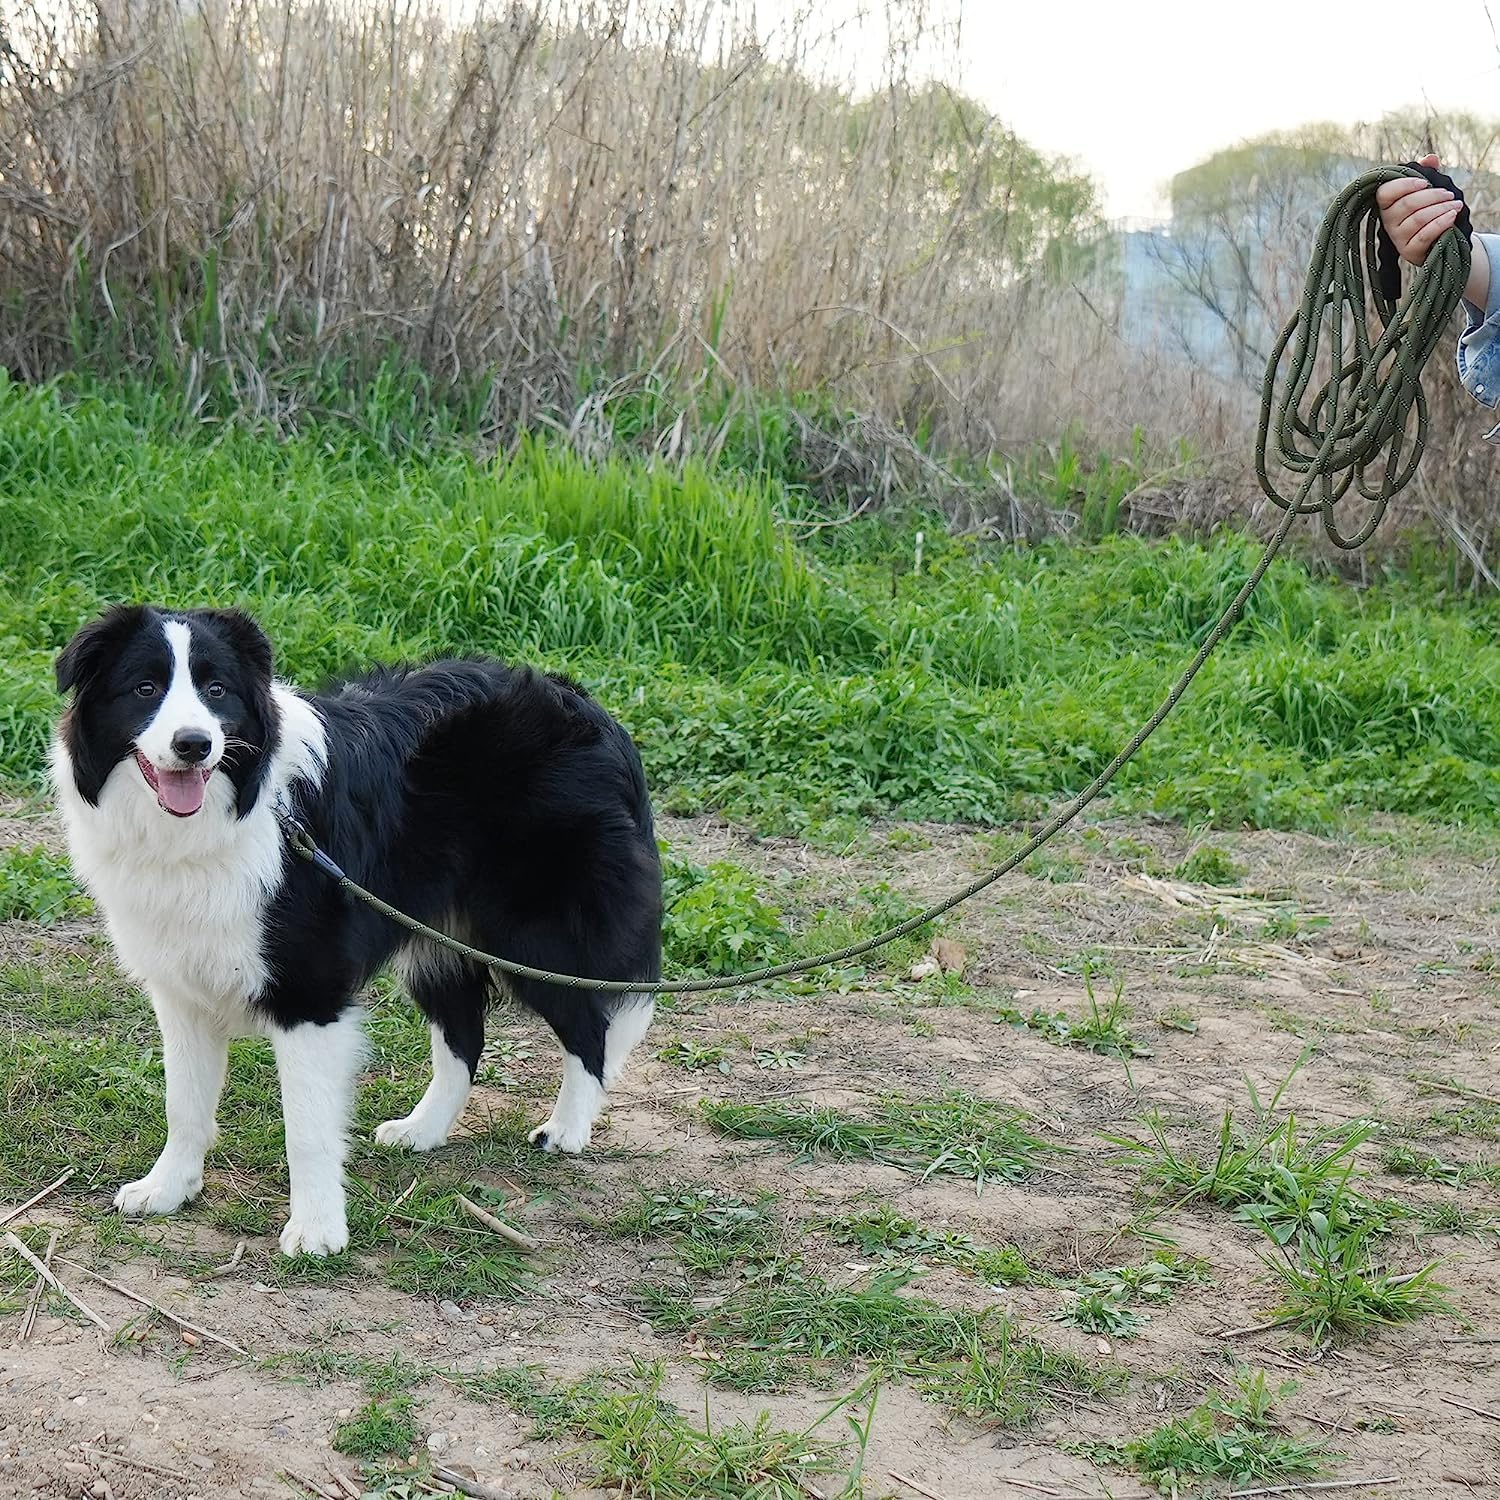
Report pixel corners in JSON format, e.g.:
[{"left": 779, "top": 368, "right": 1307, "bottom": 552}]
[{"left": 2, "top": 799, "right": 1497, "bottom": 1499}]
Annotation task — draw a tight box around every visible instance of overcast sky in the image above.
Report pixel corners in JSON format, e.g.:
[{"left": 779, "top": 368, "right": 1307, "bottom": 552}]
[{"left": 768, "top": 0, "right": 1500, "bottom": 221}]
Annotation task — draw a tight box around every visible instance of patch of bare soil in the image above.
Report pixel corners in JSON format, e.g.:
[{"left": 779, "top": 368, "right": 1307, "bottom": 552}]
[{"left": 2, "top": 805, "right": 1498, "bottom": 1498}]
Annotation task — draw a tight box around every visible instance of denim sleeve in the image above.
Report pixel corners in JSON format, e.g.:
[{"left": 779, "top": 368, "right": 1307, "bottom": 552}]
[{"left": 1455, "top": 232, "right": 1500, "bottom": 418}]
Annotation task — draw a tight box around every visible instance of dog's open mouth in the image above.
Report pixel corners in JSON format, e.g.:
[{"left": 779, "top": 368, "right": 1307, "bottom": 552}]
[{"left": 135, "top": 751, "right": 214, "bottom": 818}]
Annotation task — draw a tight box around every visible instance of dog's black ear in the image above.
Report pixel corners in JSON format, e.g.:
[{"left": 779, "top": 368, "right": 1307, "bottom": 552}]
[
  {"left": 201, "top": 608, "right": 274, "bottom": 681},
  {"left": 56, "top": 605, "right": 152, "bottom": 695}
]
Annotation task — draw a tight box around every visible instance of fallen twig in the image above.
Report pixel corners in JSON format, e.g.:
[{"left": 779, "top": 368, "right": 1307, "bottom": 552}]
[
  {"left": 372, "top": 1176, "right": 420, "bottom": 1224},
  {"left": 17, "top": 1227, "right": 60, "bottom": 1343},
  {"left": 57, "top": 1258, "right": 247, "bottom": 1356},
  {"left": 0, "top": 1169, "right": 76, "bottom": 1229},
  {"left": 1216, "top": 1314, "right": 1299, "bottom": 1338},
  {"left": 324, "top": 1467, "right": 363, "bottom": 1499},
  {"left": 82, "top": 1446, "right": 191, "bottom": 1482},
  {"left": 454, "top": 1194, "right": 538, "bottom": 1254},
  {"left": 889, "top": 1471, "right": 949, "bottom": 1500},
  {"left": 1440, "top": 1393, "right": 1500, "bottom": 1423},
  {"left": 433, "top": 1466, "right": 517, "bottom": 1500},
  {"left": 1292, "top": 1407, "right": 1345, "bottom": 1432},
  {"left": 202, "top": 1239, "right": 247, "bottom": 1279},
  {"left": 1228, "top": 1478, "right": 1401, "bottom": 1498},
  {"left": 4, "top": 1233, "right": 110, "bottom": 1332},
  {"left": 283, "top": 1469, "right": 341, "bottom": 1500},
  {"left": 1415, "top": 1079, "right": 1500, "bottom": 1109}
]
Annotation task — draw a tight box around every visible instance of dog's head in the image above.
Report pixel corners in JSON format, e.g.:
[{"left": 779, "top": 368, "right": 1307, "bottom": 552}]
[{"left": 56, "top": 605, "right": 279, "bottom": 819}]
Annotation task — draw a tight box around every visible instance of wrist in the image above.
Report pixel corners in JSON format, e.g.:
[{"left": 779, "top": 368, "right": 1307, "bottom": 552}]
[{"left": 1466, "top": 235, "right": 1491, "bottom": 312}]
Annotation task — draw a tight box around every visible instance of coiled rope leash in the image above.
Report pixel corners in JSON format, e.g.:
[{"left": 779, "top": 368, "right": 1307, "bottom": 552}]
[{"left": 281, "top": 164, "right": 1470, "bottom": 995}]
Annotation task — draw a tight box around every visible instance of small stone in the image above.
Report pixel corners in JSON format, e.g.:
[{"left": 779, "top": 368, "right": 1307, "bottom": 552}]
[
  {"left": 438, "top": 1300, "right": 475, "bottom": 1325},
  {"left": 336, "top": 1409, "right": 351, "bottom": 1420},
  {"left": 474, "top": 1446, "right": 489, "bottom": 1460},
  {"left": 932, "top": 937, "right": 967, "bottom": 975},
  {"left": 427, "top": 1431, "right": 452, "bottom": 1457},
  {"left": 91, "top": 1482, "right": 110, "bottom": 1499},
  {"left": 270, "top": 1424, "right": 291, "bottom": 1439},
  {"left": 636, "top": 1322, "right": 651, "bottom": 1336}
]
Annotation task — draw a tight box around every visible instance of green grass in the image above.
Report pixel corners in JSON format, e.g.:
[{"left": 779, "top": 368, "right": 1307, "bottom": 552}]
[
  {"left": 999, "top": 969, "right": 1146, "bottom": 1058},
  {"left": 814, "top": 1204, "right": 1040, "bottom": 1287},
  {"left": 1079, "top": 1367, "right": 1330, "bottom": 1495},
  {"left": 279, "top": 1347, "right": 871, "bottom": 1497},
  {"left": 611, "top": 1186, "right": 778, "bottom": 1273},
  {"left": 8, "top": 377, "right": 1500, "bottom": 837},
  {"left": 1382, "top": 1143, "right": 1500, "bottom": 1187},
  {"left": 1051, "top": 1254, "right": 1210, "bottom": 1340},
  {"left": 1256, "top": 1216, "right": 1455, "bottom": 1346},
  {"left": 0, "top": 846, "right": 92, "bottom": 924},
  {"left": 462, "top": 1359, "right": 869, "bottom": 1498},
  {"left": 332, "top": 1395, "right": 422, "bottom": 1460},
  {"left": 1111, "top": 1063, "right": 1396, "bottom": 1244},
  {"left": 702, "top": 1090, "right": 1054, "bottom": 1188},
  {"left": 1080, "top": 1254, "right": 1211, "bottom": 1303},
  {"left": 641, "top": 1263, "right": 1111, "bottom": 1422},
  {"left": 661, "top": 852, "right": 791, "bottom": 975},
  {"left": 1174, "top": 843, "right": 1246, "bottom": 886},
  {"left": 657, "top": 1037, "right": 733, "bottom": 1073},
  {"left": 1050, "top": 1290, "right": 1148, "bottom": 1338}
]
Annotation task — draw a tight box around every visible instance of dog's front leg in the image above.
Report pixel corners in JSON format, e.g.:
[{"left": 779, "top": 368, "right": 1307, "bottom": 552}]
[
  {"left": 271, "top": 1010, "right": 364, "bottom": 1256},
  {"left": 116, "top": 993, "right": 228, "bottom": 1216}
]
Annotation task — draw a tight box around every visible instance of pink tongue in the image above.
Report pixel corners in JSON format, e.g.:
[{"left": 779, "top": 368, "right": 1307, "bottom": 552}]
[{"left": 157, "top": 768, "right": 208, "bottom": 816}]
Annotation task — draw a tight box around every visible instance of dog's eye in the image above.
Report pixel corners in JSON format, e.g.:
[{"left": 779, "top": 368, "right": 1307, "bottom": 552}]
[
  {"left": 134, "top": 681, "right": 158, "bottom": 699},
  {"left": 205, "top": 682, "right": 226, "bottom": 700}
]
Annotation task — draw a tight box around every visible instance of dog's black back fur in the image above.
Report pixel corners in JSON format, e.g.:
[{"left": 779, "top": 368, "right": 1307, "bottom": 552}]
[{"left": 265, "top": 657, "right": 661, "bottom": 1079}]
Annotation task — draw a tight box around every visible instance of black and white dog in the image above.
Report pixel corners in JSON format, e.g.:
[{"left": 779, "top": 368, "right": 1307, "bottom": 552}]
[{"left": 52, "top": 605, "right": 661, "bottom": 1256}]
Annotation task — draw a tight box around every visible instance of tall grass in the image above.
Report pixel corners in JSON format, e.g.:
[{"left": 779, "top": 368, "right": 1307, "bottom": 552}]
[
  {"left": 4, "top": 378, "right": 1500, "bottom": 830},
  {"left": 0, "top": 0, "right": 1120, "bottom": 456},
  {"left": 7, "top": 0, "right": 1500, "bottom": 567}
]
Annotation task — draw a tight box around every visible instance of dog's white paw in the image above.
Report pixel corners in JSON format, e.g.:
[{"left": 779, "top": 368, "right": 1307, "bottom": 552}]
[
  {"left": 114, "top": 1169, "right": 200, "bottom": 1216},
  {"left": 528, "top": 1118, "right": 591, "bottom": 1154},
  {"left": 279, "top": 1211, "right": 349, "bottom": 1258},
  {"left": 374, "top": 1113, "right": 451, "bottom": 1152}
]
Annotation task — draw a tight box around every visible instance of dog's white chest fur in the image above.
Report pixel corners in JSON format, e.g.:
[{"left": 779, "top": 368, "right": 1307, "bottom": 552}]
[{"left": 52, "top": 683, "right": 326, "bottom": 1023}]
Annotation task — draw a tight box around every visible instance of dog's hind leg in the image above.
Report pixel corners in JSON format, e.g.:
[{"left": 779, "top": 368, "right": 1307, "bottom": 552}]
[
  {"left": 602, "top": 993, "right": 655, "bottom": 1089},
  {"left": 379, "top": 947, "right": 486, "bottom": 1151},
  {"left": 375, "top": 1015, "right": 481, "bottom": 1151},
  {"left": 526, "top": 993, "right": 654, "bottom": 1152},
  {"left": 530, "top": 1048, "right": 607, "bottom": 1154},
  {"left": 514, "top": 981, "right": 608, "bottom": 1155}
]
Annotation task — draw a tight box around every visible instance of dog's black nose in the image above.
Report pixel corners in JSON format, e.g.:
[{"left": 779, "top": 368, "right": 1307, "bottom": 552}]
[{"left": 171, "top": 729, "right": 213, "bottom": 763}]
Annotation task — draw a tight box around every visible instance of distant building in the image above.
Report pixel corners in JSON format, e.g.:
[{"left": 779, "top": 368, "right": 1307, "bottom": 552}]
[{"left": 1115, "top": 220, "right": 1251, "bottom": 381}]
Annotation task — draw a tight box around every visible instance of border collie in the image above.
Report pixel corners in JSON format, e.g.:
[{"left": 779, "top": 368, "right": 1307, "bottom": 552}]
[{"left": 52, "top": 605, "right": 661, "bottom": 1256}]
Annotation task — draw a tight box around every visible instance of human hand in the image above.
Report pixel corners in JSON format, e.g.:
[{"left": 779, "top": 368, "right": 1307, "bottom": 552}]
[{"left": 1376, "top": 153, "right": 1463, "bottom": 267}]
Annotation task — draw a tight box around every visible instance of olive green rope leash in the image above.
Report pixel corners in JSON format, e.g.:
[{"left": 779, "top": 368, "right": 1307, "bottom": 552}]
[{"left": 280, "top": 166, "right": 1469, "bottom": 995}]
